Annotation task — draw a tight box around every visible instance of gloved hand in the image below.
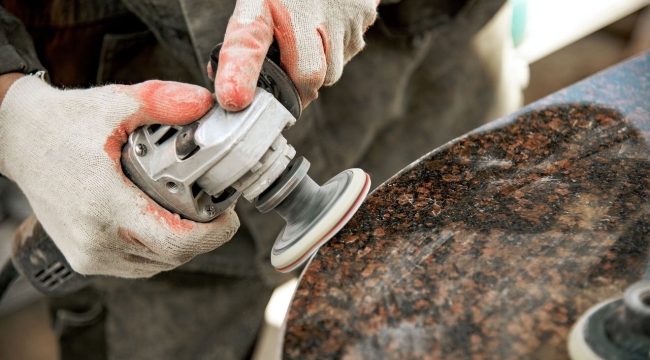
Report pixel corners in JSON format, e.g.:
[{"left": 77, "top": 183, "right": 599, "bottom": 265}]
[
  {"left": 0, "top": 75, "right": 240, "bottom": 278},
  {"left": 209, "top": 0, "right": 379, "bottom": 111}
]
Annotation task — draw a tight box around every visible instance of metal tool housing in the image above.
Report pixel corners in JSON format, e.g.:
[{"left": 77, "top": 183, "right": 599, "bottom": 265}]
[{"left": 122, "top": 89, "right": 297, "bottom": 222}]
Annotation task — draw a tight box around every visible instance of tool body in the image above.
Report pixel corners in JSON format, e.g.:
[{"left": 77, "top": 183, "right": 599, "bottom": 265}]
[
  {"left": 121, "top": 43, "right": 370, "bottom": 272},
  {"left": 4, "top": 43, "right": 370, "bottom": 298}
]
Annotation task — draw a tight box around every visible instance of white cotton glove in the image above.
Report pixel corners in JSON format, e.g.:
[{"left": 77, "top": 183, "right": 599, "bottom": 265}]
[
  {"left": 209, "top": 0, "right": 379, "bottom": 111},
  {"left": 0, "top": 75, "right": 240, "bottom": 278}
]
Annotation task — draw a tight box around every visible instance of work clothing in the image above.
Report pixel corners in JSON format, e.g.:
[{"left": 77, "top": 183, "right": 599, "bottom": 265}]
[
  {"left": 0, "top": 4, "right": 43, "bottom": 76},
  {"left": 0, "top": 0, "right": 512, "bottom": 358},
  {"left": 0, "top": 75, "right": 240, "bottom": 278}
]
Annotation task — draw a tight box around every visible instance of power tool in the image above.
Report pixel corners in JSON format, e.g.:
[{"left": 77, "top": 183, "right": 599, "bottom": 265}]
[
  {"left": 568, "top": 279, "right": 650, "bottom": 360},
  {"left": 0, "top": 43, "right": 370, "bottom": 298}
]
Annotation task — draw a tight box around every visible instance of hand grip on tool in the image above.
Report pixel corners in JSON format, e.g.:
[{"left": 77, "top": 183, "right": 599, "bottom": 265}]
[{"left": 9, "top": 42, "right": 370, "bottom": 297}]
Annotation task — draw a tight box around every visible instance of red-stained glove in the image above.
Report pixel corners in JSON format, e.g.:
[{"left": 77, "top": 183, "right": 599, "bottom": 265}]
[
  {"left": 0, "top": 75, "right": 239, "bottom": 278},
  {"left": 209, "top": 0, "right": 379, "bottom": 111}
]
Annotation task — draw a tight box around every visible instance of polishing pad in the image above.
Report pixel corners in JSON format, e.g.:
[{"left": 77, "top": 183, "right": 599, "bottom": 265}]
[
  {"left": 568, "top": 299, "right": 614, "bottom": 360},
  {"left": 270, "top": 168, "right": 371, "bottom": 272}
]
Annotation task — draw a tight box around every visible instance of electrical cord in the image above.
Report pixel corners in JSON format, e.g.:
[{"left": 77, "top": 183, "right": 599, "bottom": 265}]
[{"left": 0, "top": 258, "right": 18, "bottom": 302}]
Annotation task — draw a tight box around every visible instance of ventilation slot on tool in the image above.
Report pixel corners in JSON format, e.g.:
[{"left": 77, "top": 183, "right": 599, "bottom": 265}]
[
  {"left": 191, "top": 182, "right": 202, "bottom": 198},
  {"left": 212, "top": 187, "right": 237, "bottom": 204},
  {"left": 155, "top": 128, "right": 178, "bottom": 145},
  {"left": 33, "top": 262, "right": 72, "bottom": 290},
  {"left": 180, "top": 145, "right": 200, "bottom": 160},
  {"left": 148, "top": 124, "right": 161, "bottom": 134}
]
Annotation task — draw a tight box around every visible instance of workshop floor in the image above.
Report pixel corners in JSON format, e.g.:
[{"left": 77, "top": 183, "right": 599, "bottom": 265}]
[{"left": 1, "top": 9, "right": 648, "bottom": 360}]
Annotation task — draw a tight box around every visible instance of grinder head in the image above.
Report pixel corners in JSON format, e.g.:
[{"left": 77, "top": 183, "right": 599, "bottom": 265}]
[
  {"left": 256, "top": 157, "right": 371, "bottom": 272},
  {"left": 122, "top": 43, "right": 370, "bottom": 273}
]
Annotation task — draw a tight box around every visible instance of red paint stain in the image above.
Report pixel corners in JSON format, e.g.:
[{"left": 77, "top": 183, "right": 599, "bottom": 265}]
[
  {"left": 104, "top": 80, "right": 212, "bottom": 164},
  {"left": 104, "top": 123, "right": 130, "bottom": 165},
  {"left": 213, "top": 0, "right": 379, "bottom": 110},
  {"left": 117, "top": 226, "right": 151, "bottom": 250},
  {"left": 216, "top": 12, "right": 273, "bottom": 111},
  {"left": 144, "top": 197, "right": 194, "bottom": 234},
  {"left": 215, "top": 0, "right": 330, "bottom": 110},
  {"left": 131, "top": 81, "right": 213, "bottom": 122},
  {"left": 267, "top": 0, "right": 324, "bottom": 106}
]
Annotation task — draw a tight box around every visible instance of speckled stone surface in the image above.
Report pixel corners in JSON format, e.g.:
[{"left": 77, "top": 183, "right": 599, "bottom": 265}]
[{"left": 282, "top": 52, "right": 650, "bottom": 359}]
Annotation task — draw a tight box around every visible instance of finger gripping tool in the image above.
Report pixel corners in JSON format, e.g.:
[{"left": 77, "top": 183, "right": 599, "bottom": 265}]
[{"left": 6, "top": 43, "right": 371, "bottom": 297}]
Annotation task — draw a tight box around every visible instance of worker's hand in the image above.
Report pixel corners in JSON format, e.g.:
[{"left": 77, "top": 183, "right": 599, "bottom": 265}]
[
  {"left": 0, "top": 75, "right": 239, "bottom": 278},
  {"left": 209, "top": 0, "right": 378, "bottom": 111}
]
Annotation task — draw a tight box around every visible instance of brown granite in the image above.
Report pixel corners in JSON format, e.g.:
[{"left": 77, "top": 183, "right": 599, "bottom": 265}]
[{"left": 282, "top": 52, "right": 650, "bottom": 359}]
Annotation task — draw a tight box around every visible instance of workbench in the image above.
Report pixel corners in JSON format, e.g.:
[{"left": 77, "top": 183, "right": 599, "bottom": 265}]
[{"left": 282, "top": 51, "right": 650, "bottom": 359}]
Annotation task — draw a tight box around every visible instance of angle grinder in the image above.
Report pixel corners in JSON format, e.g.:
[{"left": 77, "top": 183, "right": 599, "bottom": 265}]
[{"left": 1, "top": 43, "right": 370, "bottom": 297}]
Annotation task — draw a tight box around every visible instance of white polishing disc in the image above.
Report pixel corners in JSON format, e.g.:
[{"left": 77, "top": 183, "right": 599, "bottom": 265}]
[
  {"left": 567, "top": 299, "right": 613, "bottom": 360},
  {"left": 271, "top": 169, "right": 370, "bottom": 272}
]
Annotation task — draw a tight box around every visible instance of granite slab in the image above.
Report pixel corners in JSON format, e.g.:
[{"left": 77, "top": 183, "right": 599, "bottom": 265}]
[{"left": 282, "top": 51, "right": 650, "bottom": 359}]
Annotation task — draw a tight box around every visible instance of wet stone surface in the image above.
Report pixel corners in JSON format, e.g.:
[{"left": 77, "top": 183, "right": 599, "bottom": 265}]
[{"left": 283, "top": 52, "right": 650, "bottom": 359}]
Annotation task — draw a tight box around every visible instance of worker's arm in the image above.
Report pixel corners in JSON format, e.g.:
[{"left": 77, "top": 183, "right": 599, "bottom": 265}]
[
  {"left": 210, "top": 0, "right": 379, "bottom": 111},
  {"left": 0, "top": 72, "right": 22, "bottom": 105},
  {"left": 0, "top": 7, "right": 240, "bottom": 278},
  {"left": 0, "top": 75, "right": 240, "bottom": 278}
]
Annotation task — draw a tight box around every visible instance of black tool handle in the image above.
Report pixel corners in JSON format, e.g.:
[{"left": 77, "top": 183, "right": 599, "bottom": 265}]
[{"left": 11, "top": 215, "right": 92, "bottom": 296}]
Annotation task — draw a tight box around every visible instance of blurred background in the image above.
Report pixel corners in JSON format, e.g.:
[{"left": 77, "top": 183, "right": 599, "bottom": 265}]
[{"left": 1, "top": 0, "right": 650, "bottom": 359}]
